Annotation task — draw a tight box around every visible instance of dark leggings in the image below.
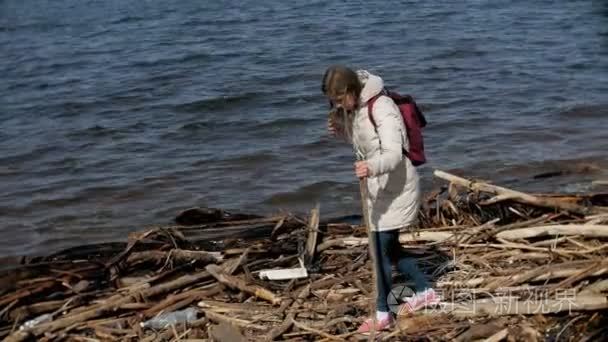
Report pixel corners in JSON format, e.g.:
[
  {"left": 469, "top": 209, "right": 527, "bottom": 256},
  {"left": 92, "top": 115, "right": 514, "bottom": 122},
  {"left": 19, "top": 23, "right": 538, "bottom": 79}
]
[{"left": 372, "top": 230, "right": 430, "bottom": 312}]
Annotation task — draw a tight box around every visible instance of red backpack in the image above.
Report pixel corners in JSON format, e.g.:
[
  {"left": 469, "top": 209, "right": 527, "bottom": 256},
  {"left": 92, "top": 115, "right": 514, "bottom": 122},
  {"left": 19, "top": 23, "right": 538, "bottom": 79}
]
[{"left": 367, "top": 90, "right": 427, "bottom": 166}]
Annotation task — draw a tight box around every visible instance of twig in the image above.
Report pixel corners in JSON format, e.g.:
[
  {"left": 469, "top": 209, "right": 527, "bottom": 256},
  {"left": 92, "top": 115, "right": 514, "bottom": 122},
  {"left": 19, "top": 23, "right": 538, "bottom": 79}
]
[{"left": 291, "top": 318, "right": 346, "bottom": 341}]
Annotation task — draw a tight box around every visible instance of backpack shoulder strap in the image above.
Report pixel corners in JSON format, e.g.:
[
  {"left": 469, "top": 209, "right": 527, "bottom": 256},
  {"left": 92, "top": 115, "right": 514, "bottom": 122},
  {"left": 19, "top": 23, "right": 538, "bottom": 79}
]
[{"left": 366, "top": 93, "right": 384, "bottom": 129}]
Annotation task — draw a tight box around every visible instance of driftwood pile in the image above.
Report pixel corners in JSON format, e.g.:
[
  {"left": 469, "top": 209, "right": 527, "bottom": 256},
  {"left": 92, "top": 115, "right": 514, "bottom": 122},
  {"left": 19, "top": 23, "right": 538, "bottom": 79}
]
[{"left": 1, "top": 170, "right": 608, "bottom": 341}]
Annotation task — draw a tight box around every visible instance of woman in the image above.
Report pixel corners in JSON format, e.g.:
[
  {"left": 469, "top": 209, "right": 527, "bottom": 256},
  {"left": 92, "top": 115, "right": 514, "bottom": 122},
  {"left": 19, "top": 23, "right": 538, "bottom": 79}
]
[{"left": 322, "top": 65, "right": 439, "bottom": 333}]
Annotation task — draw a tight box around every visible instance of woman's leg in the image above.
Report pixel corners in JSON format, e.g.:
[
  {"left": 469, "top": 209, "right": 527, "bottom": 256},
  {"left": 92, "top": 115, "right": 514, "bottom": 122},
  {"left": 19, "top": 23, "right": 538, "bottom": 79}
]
[
  {"left": 394, "top": 238, "right": 440, "bottom": 314},
  {"left": 373, "top": 230, "right": 397, "bottom": 313},
  {"left": 357, "top": 230, "right": 395, "bottom": 333},
  {"left": 395, "top": 253, "right": 430, "bottom": 293}
]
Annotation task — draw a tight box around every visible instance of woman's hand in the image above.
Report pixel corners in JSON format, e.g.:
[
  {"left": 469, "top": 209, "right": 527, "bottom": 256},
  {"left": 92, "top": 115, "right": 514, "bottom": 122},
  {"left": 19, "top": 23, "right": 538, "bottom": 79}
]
[{"left": 354, "top": 161, "right": 370, "bottom": 179}]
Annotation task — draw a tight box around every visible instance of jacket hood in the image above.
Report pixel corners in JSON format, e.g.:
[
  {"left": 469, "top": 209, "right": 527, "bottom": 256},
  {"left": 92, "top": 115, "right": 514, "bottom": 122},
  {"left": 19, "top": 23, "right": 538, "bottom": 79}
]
[{"left": 357, "top": 70, "right": 384, "bottom": 104}]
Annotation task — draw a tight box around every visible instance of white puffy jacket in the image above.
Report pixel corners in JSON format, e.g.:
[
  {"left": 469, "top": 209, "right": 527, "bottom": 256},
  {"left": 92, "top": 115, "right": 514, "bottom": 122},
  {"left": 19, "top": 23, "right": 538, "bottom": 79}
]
[{"left": 341, "top": 70, "right": 420, "bottom": 231}]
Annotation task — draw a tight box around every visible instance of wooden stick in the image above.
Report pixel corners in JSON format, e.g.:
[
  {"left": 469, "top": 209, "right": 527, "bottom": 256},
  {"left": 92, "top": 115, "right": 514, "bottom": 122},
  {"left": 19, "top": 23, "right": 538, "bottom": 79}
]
[
  {"left": 205, "top": 264, "right": 281, "bottom": 305},
  {"left": 204, "top": 310, "right": 267, "bottom": 330},
  {"left": 359, "top": 177, "right": 378, "bottom": 342},
  {"left": 265, "top": 284, "right": 310, "bottom": 341},
  {"left": 304, "top": 204, "right": 321, "bottom": 268},
  {"left": 142, "top": 286, "right": 221, "bottom": 318},
  {"left": 224, "top": 248, "right": 250, "bottom": 276}
]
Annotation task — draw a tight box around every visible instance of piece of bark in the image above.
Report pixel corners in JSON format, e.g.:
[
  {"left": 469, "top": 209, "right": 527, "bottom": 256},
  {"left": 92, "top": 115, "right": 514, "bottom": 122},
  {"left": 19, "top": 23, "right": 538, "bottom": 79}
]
[
  {"left": 482, "top": 328, "right": 508, "bottom": 342},
  {"left": 209, "top": 321, "right": 247, "bottom": 342},
  {"left": 454, "top": 318, "right": 507, "bottom": 342},
  {"left": 433, "top": 170, "right": 592, "bottom": 215},
  {"left": 206, "top": 264, "right": 281, "bottom": 305},
  {"left": 495, "top": 224, "right": 608, "bottom": 240}
]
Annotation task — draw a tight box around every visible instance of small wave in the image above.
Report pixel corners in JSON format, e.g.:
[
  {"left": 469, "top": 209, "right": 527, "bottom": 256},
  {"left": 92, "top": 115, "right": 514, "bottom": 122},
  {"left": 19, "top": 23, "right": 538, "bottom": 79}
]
[
  {"left": 262, "top": 181, "right": 353, "bottom": 206},
  {"left": 464, "top": 157, "right": 607, "bottom": 190},
  {"left": 110, "top": 16, "right": 145, "bottom": 25},
  {"left": 129, "top": 52, "right": 215, "bottom": 70},
  {"left": 285, "top": 138, "right": 337, "bottom": 154},
  {"left": 557, "top": 104, "right": 608, "bottom": 118},
  {"left": 174, "top": 92, "right": 266, "bottom": 113},
  {"left": 53, "top": 100, "right": 108, "bottom": 119},
  {"left": 254, "top": 117, "right": 317, "bottom": 130},
  {"left": 201, "top": 151, "right": 278, "bottom": 168},
  {"left": 0, "top": 146, "right": 60, "bottom": 165},
  {"left": 179, "top": 121, "right": 211, "bottom": 131},
  {"left": 430, "top": 48, "right": 487, "bottom": 60},
  {"left": 66, "top": 124, "right": 116, "bottom": 139},
  {"left": 269, "top": 93, "right": 324, "bottom": 106}
]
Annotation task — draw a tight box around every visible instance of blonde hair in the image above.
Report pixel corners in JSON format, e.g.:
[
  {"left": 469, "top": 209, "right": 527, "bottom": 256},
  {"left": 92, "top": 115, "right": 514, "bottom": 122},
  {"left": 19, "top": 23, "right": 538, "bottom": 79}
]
[{"left": 321, "top": 65, "right": 362, "bottom": 101}]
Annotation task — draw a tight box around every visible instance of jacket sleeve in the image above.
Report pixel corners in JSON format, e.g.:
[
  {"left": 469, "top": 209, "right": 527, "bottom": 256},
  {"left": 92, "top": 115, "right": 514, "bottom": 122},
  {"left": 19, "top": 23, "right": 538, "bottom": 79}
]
[{"left": 366, "top": 97, "right": 404, "bottom": 176}]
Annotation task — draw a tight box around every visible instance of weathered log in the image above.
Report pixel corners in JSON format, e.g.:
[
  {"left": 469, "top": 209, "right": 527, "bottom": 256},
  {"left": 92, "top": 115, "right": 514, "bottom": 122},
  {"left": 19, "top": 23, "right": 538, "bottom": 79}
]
[
  {"left": 579, "top": 279, "right": 608, "bottom": 296},
  {"left": 434, "top": 170, "right": 592, "bottom": 215},
  {"left": 318, "top": 232, "right": 455, "bottom": 251},
  {"left": 439, "top": 261, "right": 608, "bottom": 288},
  {"left": 126, "top": 249, "right": 220, "bottom": 266},
  {"left": 495, "top": 224, "right": 608, "bottom": 240},
  {"left": 448, "top": 295, "right": 608, "bottom": 316}
]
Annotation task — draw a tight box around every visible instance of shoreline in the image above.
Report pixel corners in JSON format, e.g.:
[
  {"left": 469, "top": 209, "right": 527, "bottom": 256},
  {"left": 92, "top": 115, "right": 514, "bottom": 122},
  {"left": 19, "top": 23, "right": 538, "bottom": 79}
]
[{"left": 1, "top": 170, "right": 607, "bottom": 341}]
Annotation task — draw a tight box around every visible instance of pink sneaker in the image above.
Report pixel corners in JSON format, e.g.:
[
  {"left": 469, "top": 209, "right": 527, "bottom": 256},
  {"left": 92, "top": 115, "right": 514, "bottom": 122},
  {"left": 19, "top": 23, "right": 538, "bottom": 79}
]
[
  {"left": 398, "top": 288, "right": 440, "bottom": 315},
  {"left": 356, "top": 315, "right": 394, "bottom": 334}
]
